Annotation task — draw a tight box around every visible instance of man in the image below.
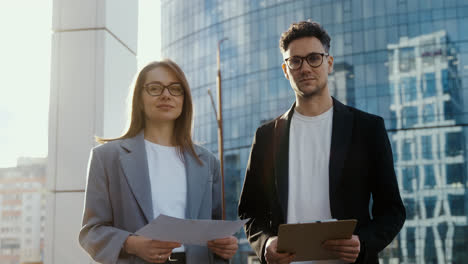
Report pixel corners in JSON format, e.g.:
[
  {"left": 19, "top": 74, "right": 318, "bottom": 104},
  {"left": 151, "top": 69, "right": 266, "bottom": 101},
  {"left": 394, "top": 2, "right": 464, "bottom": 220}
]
[{"left": 238, "top": 21, "right": 405, "bottom": 264}]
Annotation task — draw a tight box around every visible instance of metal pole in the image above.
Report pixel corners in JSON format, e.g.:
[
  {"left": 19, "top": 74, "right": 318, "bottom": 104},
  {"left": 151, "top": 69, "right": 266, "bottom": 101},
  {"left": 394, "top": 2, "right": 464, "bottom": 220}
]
[
  {"left": 207, "top": 89, "right": 218, "bottom": 120},
  {"left": 216, "top": 37, "right": 227, "bottom": 220}
]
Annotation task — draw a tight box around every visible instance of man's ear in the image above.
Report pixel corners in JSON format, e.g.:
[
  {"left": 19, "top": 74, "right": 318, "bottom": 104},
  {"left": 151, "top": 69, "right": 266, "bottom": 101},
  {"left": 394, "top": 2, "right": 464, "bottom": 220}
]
[
  {"left": 327, "top": 55, "right": 334, "bottom": 74},
  {"left": 282, "top": 63, "right": 290, "bottom": 80}
]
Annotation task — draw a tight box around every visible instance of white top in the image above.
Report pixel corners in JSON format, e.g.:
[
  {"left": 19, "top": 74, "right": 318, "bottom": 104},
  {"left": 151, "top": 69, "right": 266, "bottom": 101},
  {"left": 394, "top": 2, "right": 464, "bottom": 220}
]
[
  {"left": 145, "top": 140, "right": 186, "bottom": 252},
  {"left": 288, "top": 107, "right": 343, "bottom": 264}
]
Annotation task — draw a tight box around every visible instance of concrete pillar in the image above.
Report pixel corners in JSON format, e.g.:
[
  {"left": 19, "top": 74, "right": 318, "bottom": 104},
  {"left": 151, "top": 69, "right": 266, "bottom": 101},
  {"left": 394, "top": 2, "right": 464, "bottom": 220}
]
[{"left": 46, "top": 0, "right": 138, "bottom": 263}]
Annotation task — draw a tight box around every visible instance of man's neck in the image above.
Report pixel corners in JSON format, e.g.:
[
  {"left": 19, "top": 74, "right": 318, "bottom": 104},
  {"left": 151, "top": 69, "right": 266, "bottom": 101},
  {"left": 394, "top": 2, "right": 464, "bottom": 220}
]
[{"left": 295, "top": 94, "right": 333, "bottom": 117}]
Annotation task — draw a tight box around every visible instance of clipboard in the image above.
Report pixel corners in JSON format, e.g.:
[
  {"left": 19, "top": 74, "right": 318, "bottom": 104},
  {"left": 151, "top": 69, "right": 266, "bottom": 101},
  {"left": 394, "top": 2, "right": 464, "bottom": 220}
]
[{"left": 277, "top": 219, "right": 357, "bottom": 261}]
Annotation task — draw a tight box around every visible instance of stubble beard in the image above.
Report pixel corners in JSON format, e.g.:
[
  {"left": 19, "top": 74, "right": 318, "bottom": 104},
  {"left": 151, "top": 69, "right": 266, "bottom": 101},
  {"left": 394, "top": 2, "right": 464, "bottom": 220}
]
[{"left": 295, "top": 80, "right": 327, "bottom": 99}]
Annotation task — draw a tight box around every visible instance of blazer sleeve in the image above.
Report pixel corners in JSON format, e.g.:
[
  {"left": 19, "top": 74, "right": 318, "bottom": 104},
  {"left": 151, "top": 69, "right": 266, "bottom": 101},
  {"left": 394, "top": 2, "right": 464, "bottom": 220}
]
[
  {"left": 358, "top": 117, "right": 406, "bottom": 258},
  {"left": 238, "top": 127, "right": 275, "bottom": 264},
  {"left": 78, "top": 148, "right": 132, "bottom": 264}
]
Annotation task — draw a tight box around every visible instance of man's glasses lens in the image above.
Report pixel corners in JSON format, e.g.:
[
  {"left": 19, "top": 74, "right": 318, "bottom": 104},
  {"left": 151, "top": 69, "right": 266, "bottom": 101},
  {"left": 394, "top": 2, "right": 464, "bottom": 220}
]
[
  {"left": 145, "top": 83, "right": 184, "bottom": 96},
  {"left": 288, "top": 57, "right": 303, "bottom": 69},
  {"left": 306, "top": 53, "right": 323, "bottom": 66},
  {"left": 286, "top": 53, "right": 327, "bottom": 70}
]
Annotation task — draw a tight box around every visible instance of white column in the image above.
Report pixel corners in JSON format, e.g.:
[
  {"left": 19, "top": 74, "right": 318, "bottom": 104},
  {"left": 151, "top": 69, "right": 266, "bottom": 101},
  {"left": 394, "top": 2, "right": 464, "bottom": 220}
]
[{"left": 45, "top": 0, "right": 138, "bottom": 263}]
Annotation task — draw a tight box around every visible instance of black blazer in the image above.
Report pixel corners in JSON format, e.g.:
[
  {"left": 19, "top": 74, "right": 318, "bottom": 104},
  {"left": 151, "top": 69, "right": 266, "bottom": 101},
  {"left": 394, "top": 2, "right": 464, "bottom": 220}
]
[{"left": 238, "top": 98, "right": 405, "bottom": 264}]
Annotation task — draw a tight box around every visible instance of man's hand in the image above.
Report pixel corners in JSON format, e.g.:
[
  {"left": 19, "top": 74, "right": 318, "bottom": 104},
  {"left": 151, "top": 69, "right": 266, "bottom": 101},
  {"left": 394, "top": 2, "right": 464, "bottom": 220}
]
[
  {"left": 322, "top": 235, "right": 360, "bottom": 263},
  {"left": 207, "top": 236, "right": 238, "bottom": 259},
  {"left": 124, "top": 235, "right": 181, "bottom": 263},
  {"left": 264, "top": 236, "right": 295, "bottom": 264}
]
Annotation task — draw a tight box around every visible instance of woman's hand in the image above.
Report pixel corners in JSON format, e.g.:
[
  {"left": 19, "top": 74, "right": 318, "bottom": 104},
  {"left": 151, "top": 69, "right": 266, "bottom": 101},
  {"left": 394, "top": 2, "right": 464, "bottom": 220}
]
[
  {"left": 124, "top": 235, "right": 181, "bottom": 263},
  {"left": 207, "top": 236, "right": 239, "bottom": 260}
]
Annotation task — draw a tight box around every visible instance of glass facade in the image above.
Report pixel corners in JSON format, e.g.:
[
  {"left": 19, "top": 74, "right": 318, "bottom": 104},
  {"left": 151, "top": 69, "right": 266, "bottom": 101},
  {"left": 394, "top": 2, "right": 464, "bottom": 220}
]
[{"left": 161, "top": 0, "right": 468, "bottom": 263}]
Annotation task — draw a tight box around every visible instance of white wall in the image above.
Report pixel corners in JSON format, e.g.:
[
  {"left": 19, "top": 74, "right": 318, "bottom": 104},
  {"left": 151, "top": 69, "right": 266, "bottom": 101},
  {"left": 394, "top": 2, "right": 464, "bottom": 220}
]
[{"left": 46, "top": 0, "right": 138, "bottom": 263}]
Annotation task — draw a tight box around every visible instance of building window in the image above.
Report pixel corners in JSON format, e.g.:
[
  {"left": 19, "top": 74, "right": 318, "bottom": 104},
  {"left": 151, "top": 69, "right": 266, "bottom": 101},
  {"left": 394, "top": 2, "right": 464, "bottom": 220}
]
[
  {"left": 424, "top": 165, "right": 436, "bottom": 188},
  {"left": 402, "top": 139, "right": 413, "bottom": 160},
  {"left": 449, "top": 195, "right": 465, "bottom": 216},
  {"left": 423, "top": 72, "right": 436, "bottom": 98},
  {"left": 446, "top": 164, "right": 465, "bottom": 185},
  {"left": 399, "top": 47, "right": 416, "bottom": 72},
  {"left": 401, "top": 77, "right": 417, "bottom": 103},
  {"left": 403, "top": 106, "right": 418, "bottom": 127},
  {"left": 424, "top": 196, "right": 436, "bottom": 218},
  {"left": 421, "top": 135, "right": 432, "bottom": 159},
  {"left": 422, "top": 103, "right": 435, "bottom": 122},
  {"left": 445, "top": 132, "right": 463, "bottom": 157},
  {"left": 402, "top": 166, "right": 418, "bottom": 191},
  {"left": 404, "top": 198, "right": 416, "bottom": 219}
]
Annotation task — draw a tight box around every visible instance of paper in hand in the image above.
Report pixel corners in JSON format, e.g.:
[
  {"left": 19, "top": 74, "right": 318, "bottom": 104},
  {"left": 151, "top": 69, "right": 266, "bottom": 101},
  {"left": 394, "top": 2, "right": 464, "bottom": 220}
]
[{"left": 135, "top": 214, "right": 249, "bottom": 245}]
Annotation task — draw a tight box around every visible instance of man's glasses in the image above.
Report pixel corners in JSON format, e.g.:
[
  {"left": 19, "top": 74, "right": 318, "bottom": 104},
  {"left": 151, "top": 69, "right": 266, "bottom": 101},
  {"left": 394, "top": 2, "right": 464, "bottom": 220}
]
[
  {"left": 143, "top": 82, "right": 184, "bottom": 96},
  {"left": 284, "top": 52, "right": 329, "bottom": 70}
]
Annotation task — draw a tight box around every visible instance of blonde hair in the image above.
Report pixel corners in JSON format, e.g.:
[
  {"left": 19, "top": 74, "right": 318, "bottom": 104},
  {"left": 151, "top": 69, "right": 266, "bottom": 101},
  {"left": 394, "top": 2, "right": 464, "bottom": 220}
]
[{"left": 97, "top": 59, "right": 202, "bottom": 164}]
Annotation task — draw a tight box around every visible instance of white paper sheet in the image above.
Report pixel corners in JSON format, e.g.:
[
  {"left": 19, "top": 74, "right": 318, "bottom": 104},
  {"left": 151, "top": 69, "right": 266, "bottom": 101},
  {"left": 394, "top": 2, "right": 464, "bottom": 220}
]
[{"left": 135, "top": 214, "right": 249, "bottom": 245}]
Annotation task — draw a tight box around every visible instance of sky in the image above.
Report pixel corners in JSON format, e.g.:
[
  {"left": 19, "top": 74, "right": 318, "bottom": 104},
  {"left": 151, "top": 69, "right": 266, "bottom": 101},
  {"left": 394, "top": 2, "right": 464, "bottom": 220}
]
[
  {"left": 0, "top": 0, "right": 161, "bottom": 168},
  {"left": 0, "top": 0, "right": 52, "bottom": 168},
  {"left": 138, "top": 0, "right": 162, "bottom": 68}
]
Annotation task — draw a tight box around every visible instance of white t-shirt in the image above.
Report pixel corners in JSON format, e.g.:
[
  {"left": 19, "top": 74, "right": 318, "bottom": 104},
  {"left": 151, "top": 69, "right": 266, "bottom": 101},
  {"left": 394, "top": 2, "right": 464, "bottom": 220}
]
[
  {"left": 145, "top": 140, "right": 187, "bottom": 252},
  {"left": 288, "top": 107, "right": 343, "bottom": 264}
]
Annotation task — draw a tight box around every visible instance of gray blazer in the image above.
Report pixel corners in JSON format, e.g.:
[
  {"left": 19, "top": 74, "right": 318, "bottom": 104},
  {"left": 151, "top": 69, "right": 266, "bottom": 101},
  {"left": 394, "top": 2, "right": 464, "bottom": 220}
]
[{"left": 79, "top": 132, "right": 227, "bottom": 264}]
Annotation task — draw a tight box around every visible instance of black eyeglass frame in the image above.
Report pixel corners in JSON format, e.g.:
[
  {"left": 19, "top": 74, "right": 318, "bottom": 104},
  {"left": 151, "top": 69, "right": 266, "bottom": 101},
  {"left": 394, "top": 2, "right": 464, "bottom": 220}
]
[
  {"left": 143, "top": 82, "right": 185, "bottom": 96},
  {"left": 284, "top": 52, "right": 330, "bottom": 70}
]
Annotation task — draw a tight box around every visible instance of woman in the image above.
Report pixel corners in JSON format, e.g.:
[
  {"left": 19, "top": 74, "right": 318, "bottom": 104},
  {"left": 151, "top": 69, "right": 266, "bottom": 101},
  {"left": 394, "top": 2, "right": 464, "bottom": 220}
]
[{"left": 79, "top": 59, "right": 238, "bottom": 264}]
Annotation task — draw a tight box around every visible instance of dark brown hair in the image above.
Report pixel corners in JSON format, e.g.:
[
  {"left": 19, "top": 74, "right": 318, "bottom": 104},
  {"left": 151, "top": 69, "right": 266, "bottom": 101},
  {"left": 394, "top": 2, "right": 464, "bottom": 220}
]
[
  {"left": 279, "top": 21, "right": 331, "bottom": 53},
  {"left": 97, "top": 59, "right": 202, "bottom": 165}
]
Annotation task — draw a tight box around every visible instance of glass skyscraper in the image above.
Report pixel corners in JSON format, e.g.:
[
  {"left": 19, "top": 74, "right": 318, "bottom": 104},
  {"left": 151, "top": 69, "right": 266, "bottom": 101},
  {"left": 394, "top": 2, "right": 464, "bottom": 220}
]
[{"left": 161, "top": 0, "right": 468, "bottom": 263}]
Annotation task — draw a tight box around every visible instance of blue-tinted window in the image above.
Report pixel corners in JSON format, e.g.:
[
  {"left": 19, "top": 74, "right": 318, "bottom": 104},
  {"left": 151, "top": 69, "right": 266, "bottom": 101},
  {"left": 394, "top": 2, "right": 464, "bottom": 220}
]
[
  {"left": 446, "top": 132, "right": 463, "bottom": 157},
  {"left": 389, "top": 81, "right": 395, "bottom": 96},
  {"left": 404, "top": 199, "right": 416, "bottom": 219},
  {"left": 401, "top": 77, "right": 417, "bottom": 102},
  {"left": 437, "top": 222, "right": 448, "bottom": 243},
  {"left": 444, "top": 101, "right": 454, "bottom": 120},
  {"left": 423, "top": 72, "right": 436, "bottom": 97},
  {"left": 391, "top": 138, "right": 398, "bottom": 162},
  {"left": 424, "top": 196, "right": 436, "bottom": 218},
  {"left": 421, "top": 135, "right": 432, "bottom": 159},
  {"left": 449, "top": 195, "right": 465, "bottom": 216},
  {"left": 402, "top": 139, "right": 413, "bottom": 160},
  {"left": 403, "top": 106, "right": 418, "bottom": 127},
  {"left": 423, "top": 104, "right": 435, "bottom": 122},
  {"left": 446, "top": 163, "right": 465, "bottom": 185},
  {"left": 407, "top": 227, "right": 416, "bottom": 258},
  {"left": 453, "top": 226, "right": 468, "bottom": 263},
  {"left": 408, "top": 23, "right": 421, "bottom": 37},
  {"left": 399, "top": 47, "right": 416, "bottom": 72},
  {"left": 424, "top": 228, "right": 437, "bottom": 262},
  {"left": 442, "top": 69, "right": 450, "bottom": 93},
  {"left": 424, "top": 165, "right": 436, "bottom": 188},
  {"left": 390, "top": 111, "right": 397, "bottom": 130},
  {"left": 402, "top": 166, "right": 418, "bottom": 191}
]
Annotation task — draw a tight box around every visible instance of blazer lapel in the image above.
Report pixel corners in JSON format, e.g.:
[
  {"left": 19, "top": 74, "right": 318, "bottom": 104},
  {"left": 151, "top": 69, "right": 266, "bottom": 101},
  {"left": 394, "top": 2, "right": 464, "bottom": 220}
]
[
  {"left": 329, "top": 98, "right": 354, "bottom": 218},
  {"left": 119, "top": 132, "right": 154, "bottom": 222},
  {"left": 274, "top": 103, "right": 295, "bottom": 222},
  {"left": 184, "top": 148, "right": 208, "bottom": 219}
]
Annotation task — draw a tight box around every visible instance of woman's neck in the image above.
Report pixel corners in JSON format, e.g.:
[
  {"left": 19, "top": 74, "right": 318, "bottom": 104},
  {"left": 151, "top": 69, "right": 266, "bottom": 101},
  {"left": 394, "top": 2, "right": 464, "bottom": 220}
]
[{"left": 143, "top": 120, "right": 176, "bottom": 146}]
